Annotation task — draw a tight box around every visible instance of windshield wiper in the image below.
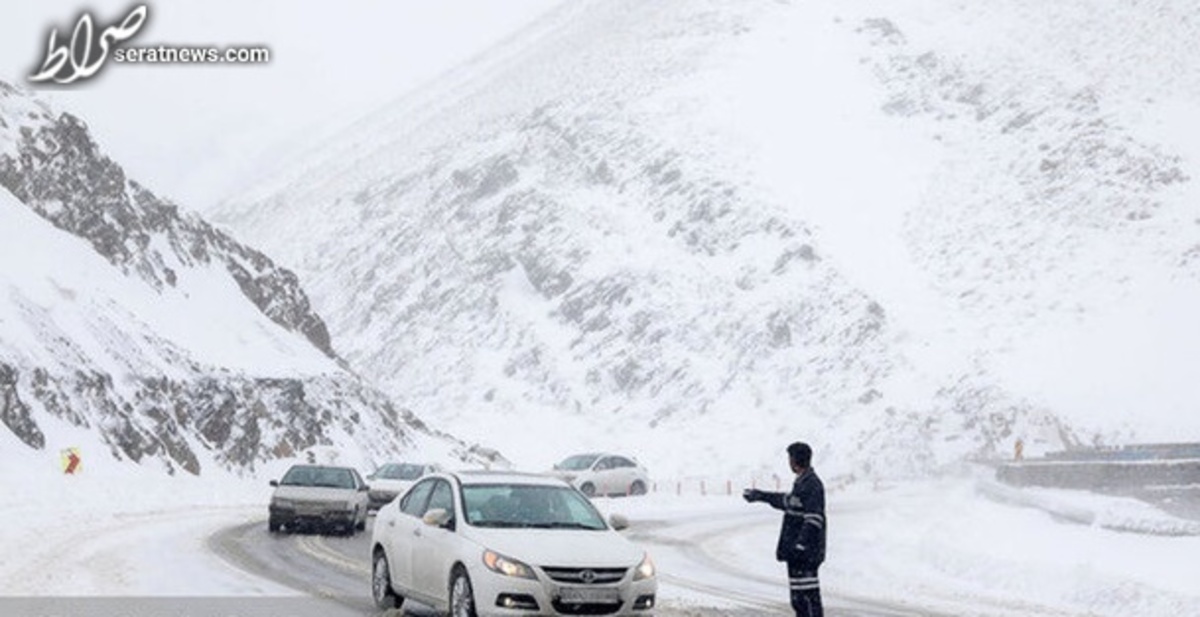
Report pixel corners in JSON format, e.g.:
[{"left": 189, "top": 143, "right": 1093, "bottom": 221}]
[{"left": 530, "top": 522, "right": 604, "bottom": 530}]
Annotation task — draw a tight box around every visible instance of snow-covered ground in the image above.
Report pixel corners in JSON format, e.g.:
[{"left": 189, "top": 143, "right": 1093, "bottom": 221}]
[
  {"left": 609, "top": 474, "right": 1200, "bottom": 616},
  {"left": 5, "top": 437, "right": 1199, "bottom": 617}
]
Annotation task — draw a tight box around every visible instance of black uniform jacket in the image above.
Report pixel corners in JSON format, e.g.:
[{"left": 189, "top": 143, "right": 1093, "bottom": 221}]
[{"left": 761, "top": 468, "right": 826, "bottom": 569}]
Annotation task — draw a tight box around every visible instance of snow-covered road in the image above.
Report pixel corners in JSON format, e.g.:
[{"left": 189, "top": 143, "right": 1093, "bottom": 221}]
[
  {"left": 4, "top": 470, "right": 1200, "bottom": 616},
  {"left": 207, "top": 504, "right": 930, "bottom": 616}
]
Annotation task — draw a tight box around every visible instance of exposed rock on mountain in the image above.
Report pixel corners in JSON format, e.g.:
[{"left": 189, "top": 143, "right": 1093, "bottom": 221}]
[
  {"left": 0, "top": 84, "right": 332, "bottom": 357},
  {"left": 0, "top": 81, "right": 495, "bottom": 474},
  {"left": 217, "top": 0, "right": 1197, "bottom": 479}
]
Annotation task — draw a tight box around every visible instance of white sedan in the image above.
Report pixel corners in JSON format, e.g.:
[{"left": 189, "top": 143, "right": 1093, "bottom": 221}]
[
  {"left": 550, "top": 453, "right": 651, "bottom": 497},
  {"left": 370, "top": 470, "right": 657, "bottom": 616}
]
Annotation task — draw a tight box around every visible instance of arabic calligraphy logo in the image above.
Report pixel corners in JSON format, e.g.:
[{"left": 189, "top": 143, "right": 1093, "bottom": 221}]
[{"left": 29, "top": 5, "right": 148, "bottom": 84}]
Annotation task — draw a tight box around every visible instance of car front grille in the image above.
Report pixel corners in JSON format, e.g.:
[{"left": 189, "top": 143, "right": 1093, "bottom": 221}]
[
  {"left": 541, "top": 567, "right": 628, "bottom": 585},
  {"left": 290, "top": 499, "right": 342, "bottom": 513},
  {"left": 549, "top": 600, "right": 623, "bottom": 615}
]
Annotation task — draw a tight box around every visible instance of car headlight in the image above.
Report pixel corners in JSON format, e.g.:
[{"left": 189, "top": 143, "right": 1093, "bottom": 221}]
[
  {"left": 482, "top": 550, "right": 536, "bottom": 580},
  {"left": 271, "top": 498, "right": 294, "bottom": 508},
  {"left": 633, "top": 552, "right": 655, "bottom": 581}
]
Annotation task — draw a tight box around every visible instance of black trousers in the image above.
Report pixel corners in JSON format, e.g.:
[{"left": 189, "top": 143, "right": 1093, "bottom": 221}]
[{"left": 787, "top": 561, "right": 823, "bottom": 617}]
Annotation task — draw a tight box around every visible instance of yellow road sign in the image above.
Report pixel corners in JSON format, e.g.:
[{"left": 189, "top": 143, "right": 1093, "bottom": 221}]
[{"left": 60, "top": 447, "right": 82, "bottom": 474}]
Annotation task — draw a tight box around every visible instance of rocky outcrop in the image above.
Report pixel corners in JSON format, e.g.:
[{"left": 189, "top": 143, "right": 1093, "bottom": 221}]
[
  {"left": 0, "top": 363, "right": 44, "bottom": 450},
  {"left": 0, "top": 89, "right": 333, "bottom": 356},
  {"left": 0, "top": 81, "right": 501, "bottom": 474},
  {"left": 10, "top": 364, "right": 492, "bottom": 475}
]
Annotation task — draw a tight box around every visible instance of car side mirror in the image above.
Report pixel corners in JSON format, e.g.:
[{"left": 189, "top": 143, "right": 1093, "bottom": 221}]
[
  {"left": 609, "top": 513, "right": 629, "bottom": 531},
  {"left": 269, "top": 480, "right": 279, "bottom": 487},
  {"left": 423, "top": 508, "right": 453, "bottom": 528},
  {"left": 358, "top": 484, "right": 369, "bottom": 492}
]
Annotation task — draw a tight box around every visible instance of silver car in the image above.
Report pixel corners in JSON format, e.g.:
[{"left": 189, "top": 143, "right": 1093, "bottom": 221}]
[
  {"left": 367, "top": 462, "right": 443, "bottom": 511},
  {"left": 371, "top": 471, "right": 657, "bottom": 615},
  {"left": 268, "top": 464, "right": 370, "bottom": 535},
  {"left": 551, "top": 453, "right": 651, "bottom": 497}
]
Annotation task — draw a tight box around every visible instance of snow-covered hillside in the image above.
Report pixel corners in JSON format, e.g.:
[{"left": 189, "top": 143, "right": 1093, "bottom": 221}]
[
  {"left": 0, "top": 81, "right": 499, "bottom": 478},
  {"left": 212, "top": 0, "right": 1200, "bottom": 481}
]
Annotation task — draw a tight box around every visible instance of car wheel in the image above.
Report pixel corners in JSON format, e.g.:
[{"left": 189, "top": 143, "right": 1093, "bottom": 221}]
[
  {"left": 449, "top": 567, "right": 477, "bottom": 617},
  {"left": 629, "top": 480, "right": 647, "bottom": 496},
  {"left": 268, "top": 517, "right": 281, "bottom": 533},
  {"left": 371, "top": 550, "right": 403, "bottom": 609},
  {"left": 580, "top": 482, "right": 596, "bottom": 497}
]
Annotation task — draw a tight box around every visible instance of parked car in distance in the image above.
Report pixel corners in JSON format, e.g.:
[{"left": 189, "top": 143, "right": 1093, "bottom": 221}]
[
  {"left": 268, "top": 464, "right": 370, "bottom": 535},
  {"left": 551, "top": 453, "right": 650, "bottom": 497},
  {"left": 366, "top": 462, "right": 443, "bottom": 510},
  {"left": 371, "top": 470, "right": 656, "bottom": 616}
]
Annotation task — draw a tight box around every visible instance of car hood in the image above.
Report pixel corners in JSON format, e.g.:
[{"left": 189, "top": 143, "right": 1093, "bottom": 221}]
[
  {"left": 273, "top": 485, "right": 356, "bottom": 501},
  {"left": 464, "top": 527, "right": 644, "bottom": 568},
  {"left": 546, "top": 470, "right": 580, "bottom": 482},
  {"left": 368, "top": 479, "right": 413, "bottom": 492}
]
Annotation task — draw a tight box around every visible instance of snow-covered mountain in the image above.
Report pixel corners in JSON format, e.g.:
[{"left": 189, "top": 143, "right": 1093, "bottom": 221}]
[
  {"left": 212, "top": 0, "right": 1200, "bottom": 481},
  {"left": 0, "top": 80, "right": 501, "bottom": 477}
]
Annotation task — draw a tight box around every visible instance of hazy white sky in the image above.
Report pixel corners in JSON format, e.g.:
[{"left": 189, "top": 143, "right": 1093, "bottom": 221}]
[{"left": 1, "top": 0, "right": 563, "bottom": 210}]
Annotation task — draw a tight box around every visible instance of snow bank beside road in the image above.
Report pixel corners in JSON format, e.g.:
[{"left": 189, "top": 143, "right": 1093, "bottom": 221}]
[
  {"left": 0, "top": 428, "right": 287, "bottom": 595},
  {"left": 605, "top": 476, "right": 1200, "bottom": 617}
]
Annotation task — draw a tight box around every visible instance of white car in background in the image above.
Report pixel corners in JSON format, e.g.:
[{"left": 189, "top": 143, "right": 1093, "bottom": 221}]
[
  {"left": 370, "top": 470, "right": 657, "bottom": 616},
  {"left": 551, "top": 453, "right": 650, "bottom": 497},
  {"left": 367, "top": 462, "right": 442, "bottom": 510}
]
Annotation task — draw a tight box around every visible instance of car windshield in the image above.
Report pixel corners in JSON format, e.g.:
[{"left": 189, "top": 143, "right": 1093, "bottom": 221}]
[
  {"left": 463, "top": 484, "right": 607, "bottom": 530},
  {"left": 556, "top": 454, "right": 599, "bottom": 471},
  {"left": 280, "top": 466, "right": 355, "bottom": 489},
  {"left": 376, "top": 463, "right": 425, "bottom": 480}
]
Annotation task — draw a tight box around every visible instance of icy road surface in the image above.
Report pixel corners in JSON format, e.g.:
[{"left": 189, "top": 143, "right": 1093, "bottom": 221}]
[
  {"left": 3, "top": 474, "right": 1200, "bottom": 616},
  {"left": 210, "top": 507, "right": 936, "bottom": 616}
]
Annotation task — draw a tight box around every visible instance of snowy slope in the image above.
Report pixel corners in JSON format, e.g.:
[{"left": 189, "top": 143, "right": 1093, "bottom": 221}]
[
  {"left": 212, "top": 0, "right": 1200, "bottom": 481},
  {"left": 0, "top": 81, "right": 500, "bottom": 478}
]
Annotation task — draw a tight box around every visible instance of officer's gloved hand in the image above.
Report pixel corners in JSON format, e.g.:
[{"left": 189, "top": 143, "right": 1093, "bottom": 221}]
[{"left": 742, "top": 488, "right": 764, "bottom": 503}]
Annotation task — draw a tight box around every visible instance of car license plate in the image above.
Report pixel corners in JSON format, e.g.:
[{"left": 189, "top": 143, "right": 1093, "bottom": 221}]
[{"left": 558, "top": 586, "right": 620, "bottom": 604}]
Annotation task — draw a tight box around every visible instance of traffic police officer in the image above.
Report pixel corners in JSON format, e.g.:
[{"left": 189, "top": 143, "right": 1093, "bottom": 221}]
[{"left": 744, "top": 442, "right": 826, "bottom": 617}]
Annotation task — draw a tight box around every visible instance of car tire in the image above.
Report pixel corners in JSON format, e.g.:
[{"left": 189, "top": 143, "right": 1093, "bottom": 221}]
[
  {"left": 629, "top": 480, "right": 647, "bottom": 496},
  {"left": 580, "top": 482, "right": 596, "bottom": 497},
  {"left": 268, "top": 518, "right": 282, "bottom": 533},
  {"left": 449, "top": 567, "right": 477, "bottom": 617},
  {"left": 371, "top": 550, "right": 403, "bottom": 609}
]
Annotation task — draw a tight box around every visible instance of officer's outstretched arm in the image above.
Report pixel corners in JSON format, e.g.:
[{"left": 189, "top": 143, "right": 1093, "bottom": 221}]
[
  {"left": 741, "top": 488, "right": 785, "bottom": 508},
  {"left": 760, "top": 491, "right": 786, "bottom": 510}
]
